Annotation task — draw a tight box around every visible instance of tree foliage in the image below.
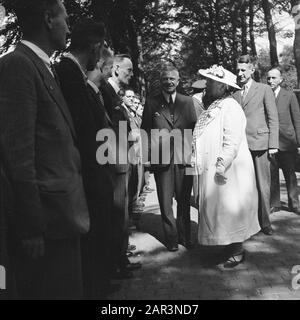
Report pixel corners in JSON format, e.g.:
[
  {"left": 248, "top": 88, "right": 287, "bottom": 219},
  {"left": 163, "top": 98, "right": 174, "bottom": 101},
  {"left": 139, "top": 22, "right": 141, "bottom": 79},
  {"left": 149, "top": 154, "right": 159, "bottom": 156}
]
[{"left": 0, "top": 0, "right": 299, "bottom": 92}]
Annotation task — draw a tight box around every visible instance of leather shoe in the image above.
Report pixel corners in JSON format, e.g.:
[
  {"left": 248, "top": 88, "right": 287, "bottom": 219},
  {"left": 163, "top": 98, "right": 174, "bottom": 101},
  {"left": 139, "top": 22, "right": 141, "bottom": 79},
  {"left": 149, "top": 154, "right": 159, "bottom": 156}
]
[
  {"left": 261, "top": 226, "right": 274, "bottom": 235},
  {"left": 126, "top": 262, "right": 142, "bottom": 270},
  {"left": 291, "top": 207, "right": 300, "bottom": 215},
  {"left": 270, "top": 206, "right": 280, "bottom": 214},
  {"left": 167, "top": 244, "right": 178, "bottom": 252},
  {"left": 223, "top": 251, "right": 245, "bottom": 268},
  {"left": 179, "top": 240, "right": 195, "bottom": 250},
  {"left": 126, "top": 251, "right": 134, "bottom": 257},
  {"left": 128, "top": 244, "right": 136, "bottom": 251}
]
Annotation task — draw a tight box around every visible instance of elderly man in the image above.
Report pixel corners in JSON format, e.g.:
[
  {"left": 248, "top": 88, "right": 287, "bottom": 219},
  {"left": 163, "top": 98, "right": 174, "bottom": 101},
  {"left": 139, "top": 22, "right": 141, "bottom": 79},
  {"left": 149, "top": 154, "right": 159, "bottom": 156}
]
[
  {"left": 101, "top": 55, "right": 141, "bottom": 279},
  {"left": 233, "top": 55, "right": 279, "bottom": 236},
  {"left": 141, "top": 65, "right": 197, "bottom": 251},
  {"left": 0, "top": 0, "right": 89, "bottom": 299},
  {"left": 267, "top": 67, "right": 300, "bottom": 215}
]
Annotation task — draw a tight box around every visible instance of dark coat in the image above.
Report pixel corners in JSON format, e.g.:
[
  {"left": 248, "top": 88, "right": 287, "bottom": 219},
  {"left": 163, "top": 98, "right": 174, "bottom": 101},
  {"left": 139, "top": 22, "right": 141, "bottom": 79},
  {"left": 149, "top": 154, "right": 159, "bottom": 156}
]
[
  {"left": 141, "top": 92, "right": 197, "bottom": 169},
  {"left": 100, "top": 80, "right": 131, "bottom": 173},
  {"left": 233, "top": 80, "right": 279, "bottom": 151},
  {"left": 0, "top": 44, "right": 89, "bottom": 240},
  {"left": 275, "top": 87, "right": 300, "bottom": 151},
  {"left": 55, "top": 57, "right": 114, "bottom": 232}
]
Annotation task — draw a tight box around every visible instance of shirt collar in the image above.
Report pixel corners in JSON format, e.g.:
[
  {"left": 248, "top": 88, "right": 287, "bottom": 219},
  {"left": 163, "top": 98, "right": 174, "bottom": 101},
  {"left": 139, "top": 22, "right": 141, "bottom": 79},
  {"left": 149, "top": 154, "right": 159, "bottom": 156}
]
[
  {"left": 64, "top": 52, "right": 88, "bottom": 82},
  {"left": 274, "top": 86, "right": 281, "bottom": 98},
  {"left": 162, "top": 91, "right": 177, "bottom": 103},
  {"left": 244, "top": 78, "right": 253, "bottom": 90},
  {"left": 21, "top": 40, "right": 51, "bottom": 69},
  {"left": 108, "top": 77, "right": 121, "bottom": 94},
  {"left": 122, "top": 103, "right": 136, "bottom": 117},
  {"left": 87, "top": 79, "right": 99, "bottom": 94}
]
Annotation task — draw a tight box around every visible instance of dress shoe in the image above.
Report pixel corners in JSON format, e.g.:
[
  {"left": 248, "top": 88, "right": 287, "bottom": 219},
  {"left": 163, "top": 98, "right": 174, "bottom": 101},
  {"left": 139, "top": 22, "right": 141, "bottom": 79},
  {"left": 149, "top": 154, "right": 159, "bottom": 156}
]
[
  {"left": 126, "top": 262, "right": 142, "bottom": 271},
  {"left": 126, "top": 251, "right": 134, "bottom": 257},
  {"left": 142, "top": 187, "right": 155, "bottom": 193},
  {"left": 179, "top": 240, "right": 195, "bottom": 250},
  {"left": 270, "top": 206, "right": 280, "bottom": 214},
  {"left": 290, "top": 207, "right": 300, "bottom": 215},
  {"left": 166, "top": 244, "right": 178, "bottom": 252},
  {"left": 128, "top": 244, "right": 136, "bottom": 251},
  {"left": 261, "top": 226, "right": 274, "bottom": 235},
  {"left": 134, "top": 202, "right": 145, "bottom": 208},
  {"left": 223, "top": 251, "right": 245, "bottom": 268}
]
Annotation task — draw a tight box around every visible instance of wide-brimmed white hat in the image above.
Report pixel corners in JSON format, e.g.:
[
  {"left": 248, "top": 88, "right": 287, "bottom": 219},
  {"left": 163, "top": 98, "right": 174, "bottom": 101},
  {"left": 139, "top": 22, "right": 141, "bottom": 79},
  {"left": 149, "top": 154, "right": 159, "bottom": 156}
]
[{"left": 198, "top": 65, "right": 241, "bottom": 89}]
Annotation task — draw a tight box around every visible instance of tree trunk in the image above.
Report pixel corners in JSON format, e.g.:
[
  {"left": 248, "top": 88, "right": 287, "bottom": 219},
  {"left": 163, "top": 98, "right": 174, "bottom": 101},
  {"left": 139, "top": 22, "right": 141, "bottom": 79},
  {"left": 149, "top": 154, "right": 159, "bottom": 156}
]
[
  {"left": 240, "top": 0, "right": 248, "bottom": 54},
  {"left": 261, "top": 0, "right": 279, "bottom": 66},
  {"left": 214, "top": 0, "right": 227, "bottom": 61},
  {"left": 249, "top": 0, "right": 257, "bottom": 57},
  {"left": 230, "top": 0, "right": 239, "bottom": 67},
  {"left": 208, "top": 2, "right": 219, "bottom": 63},
  {"left": 291, "top": 0, "right": 300, "bottom": 88}
]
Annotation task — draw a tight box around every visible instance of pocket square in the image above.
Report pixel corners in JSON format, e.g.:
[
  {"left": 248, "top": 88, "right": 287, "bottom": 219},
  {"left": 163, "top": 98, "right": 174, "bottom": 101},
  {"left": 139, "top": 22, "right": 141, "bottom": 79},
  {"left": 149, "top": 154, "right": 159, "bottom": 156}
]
[{"left": 154, "top": 112, "right": 161, "bottom": 117}]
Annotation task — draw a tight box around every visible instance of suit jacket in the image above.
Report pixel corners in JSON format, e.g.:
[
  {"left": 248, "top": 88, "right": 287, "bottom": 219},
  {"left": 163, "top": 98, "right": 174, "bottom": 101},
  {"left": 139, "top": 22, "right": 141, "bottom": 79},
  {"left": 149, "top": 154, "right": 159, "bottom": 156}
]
[
  {"left": 0, "top": 44, "right": 89, "bottom": 240},
  {"left": 141, "top": 92, "right": 197, "bottom": 168},
  {"left": 275, "top": 87, "right": 300, "bottom": 151},
  {"left": 55, "top": 57, "right": 115, "bottom": 206},
  {"left": 233, "top": 80, "right": 279, "bottom": 151},
  {"left": 100, "top": 80, "right": 131, "bottom": 173}
]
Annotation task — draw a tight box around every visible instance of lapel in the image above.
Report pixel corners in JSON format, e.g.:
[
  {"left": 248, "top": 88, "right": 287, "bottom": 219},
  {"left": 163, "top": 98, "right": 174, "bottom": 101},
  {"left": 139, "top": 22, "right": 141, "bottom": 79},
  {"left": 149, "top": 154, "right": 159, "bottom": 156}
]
[
  {"left": 17, "top": 44, "right": 76, "bottom": 139},
  {"left": 157, "top": 93, "right": 173, "bottom": 127},
  {"left": 243, "top": 80, "right": 259, "bottom": 108},
  {"left": 235, "top": 90, "right": 242, "bottom": 106},
  {"left": 87, "top": 84, "right": 113, "bottom": 127}
]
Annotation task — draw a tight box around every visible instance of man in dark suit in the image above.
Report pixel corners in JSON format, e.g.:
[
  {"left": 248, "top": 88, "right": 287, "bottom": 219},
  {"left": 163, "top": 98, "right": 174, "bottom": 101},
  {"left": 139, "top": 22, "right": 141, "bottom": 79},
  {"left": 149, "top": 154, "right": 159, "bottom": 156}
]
[
  {"left": 0, "top": 0, "right": 89, "bottom": 299},
  {"left": 233, "top": 55, "right": 279, "bottom": 236},
  {"left": 141, "top": 66, "right": 197, "bottom": 251},
  {"left": 101, "top": 55, "right": 141, "bottom": 278},
  {"left": 54, "top": 19, "right": 115, "bottom": 299},
  {"left": 267, "top": 67, "right": 300, "bottom": 214}
]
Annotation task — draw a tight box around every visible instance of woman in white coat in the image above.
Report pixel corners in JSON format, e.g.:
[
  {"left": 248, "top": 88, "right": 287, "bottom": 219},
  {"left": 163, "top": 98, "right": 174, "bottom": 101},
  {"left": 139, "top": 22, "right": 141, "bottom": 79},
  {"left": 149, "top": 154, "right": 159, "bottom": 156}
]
[{"left": 192, "top": 65, "right": 260, "bottom": 268}]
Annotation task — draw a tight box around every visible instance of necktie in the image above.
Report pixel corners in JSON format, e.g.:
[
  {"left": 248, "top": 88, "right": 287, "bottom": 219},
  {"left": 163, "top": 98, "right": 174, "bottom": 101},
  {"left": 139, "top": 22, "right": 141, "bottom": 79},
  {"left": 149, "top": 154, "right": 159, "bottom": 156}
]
[
  {"left": 242, "top": 85, "right": 248, "bottom": 102},
  {"left": 50, "top": 64, "right": 61, "bottom": 88},
  {"left": 169, "top": 94, "right": 175, "bottom": 115},
  {"left": 97, "top": 90, "right": 105, "bottom": 106}
]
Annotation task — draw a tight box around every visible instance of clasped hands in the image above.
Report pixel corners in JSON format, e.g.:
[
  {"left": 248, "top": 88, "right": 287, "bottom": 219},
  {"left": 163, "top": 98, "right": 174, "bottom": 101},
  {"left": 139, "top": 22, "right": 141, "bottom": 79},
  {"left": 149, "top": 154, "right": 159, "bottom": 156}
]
[{"left": 214, "top": 157, "right": 227, "bottom": 185}]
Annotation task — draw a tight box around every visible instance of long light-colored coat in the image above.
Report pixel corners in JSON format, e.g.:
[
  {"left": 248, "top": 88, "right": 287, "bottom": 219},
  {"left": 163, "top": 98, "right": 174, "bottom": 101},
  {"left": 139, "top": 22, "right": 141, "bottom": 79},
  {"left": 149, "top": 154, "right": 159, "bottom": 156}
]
[{"left": 193, "top": 97, "right": 260, "bottom": 245}]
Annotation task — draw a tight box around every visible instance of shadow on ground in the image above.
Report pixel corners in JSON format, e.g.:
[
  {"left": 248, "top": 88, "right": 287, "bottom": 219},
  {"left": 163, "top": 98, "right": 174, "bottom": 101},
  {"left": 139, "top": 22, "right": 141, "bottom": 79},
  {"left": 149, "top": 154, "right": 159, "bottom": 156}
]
[{"left": 109, "top": 174, "right": 300, "bottom": 300}]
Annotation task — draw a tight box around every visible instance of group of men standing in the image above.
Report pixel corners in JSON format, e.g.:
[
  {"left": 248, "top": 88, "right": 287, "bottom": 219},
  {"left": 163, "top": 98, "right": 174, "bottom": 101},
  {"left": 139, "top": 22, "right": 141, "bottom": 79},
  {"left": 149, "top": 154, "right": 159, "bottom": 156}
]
[
  {"left": 1, "top": 0, "right": 300, "bottom": 302},
  {"left": 233, "top": 55, "right": 300, "bottom": 236},
  {"left": 0, "top": 0, "right": 144, "bottom": 300},
  {"left": 141, "top": 54, "right": 300, "bottom": 252}
]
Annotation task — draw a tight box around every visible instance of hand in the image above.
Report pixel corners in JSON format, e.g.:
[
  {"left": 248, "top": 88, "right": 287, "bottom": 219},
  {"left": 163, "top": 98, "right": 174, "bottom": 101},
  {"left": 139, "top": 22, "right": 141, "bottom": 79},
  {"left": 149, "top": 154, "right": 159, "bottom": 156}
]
[
  {"left": 22, "top": 236, "right": 45, "bottom": 259},
  {"left": 268, "top": 148, "right": 278, "bottom": 155},
  {"left": 297, "top": 148, "right": 300, "bottom": 155},
  {"left": 214, "top": 172, "right": 227, "bottom": 185},
  {"left": 215, "top": 163, "right": 227, "bottom": 185}
]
